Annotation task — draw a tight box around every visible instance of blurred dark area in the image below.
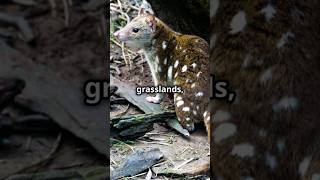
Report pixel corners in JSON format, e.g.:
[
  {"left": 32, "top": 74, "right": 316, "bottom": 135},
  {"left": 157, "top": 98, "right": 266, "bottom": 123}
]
[
  {"left": 0, "top": 0, "right": 108, "bottom": 179},
  {"left": 148, "top": 0, "right": 209, "bottom": 41}
]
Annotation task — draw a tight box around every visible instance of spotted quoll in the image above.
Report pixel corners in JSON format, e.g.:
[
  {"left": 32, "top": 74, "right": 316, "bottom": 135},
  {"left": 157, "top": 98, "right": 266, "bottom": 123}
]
[
  {"left": 211, "top": 0, "right": 320, "bottom": 179},
  {"left": 114, "top": 7, "right": 210, "bottom": 135}
]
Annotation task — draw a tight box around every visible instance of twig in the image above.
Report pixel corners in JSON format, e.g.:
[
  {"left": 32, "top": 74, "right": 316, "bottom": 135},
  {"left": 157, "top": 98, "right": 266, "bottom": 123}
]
[
  {"left": 137, "top": 140, "right": 172, "bottom": 146},
  {"left": 121, "top": 42, "right": 130, "bottom": 68},
  {"left": 127, "top": 171, "right": 147, "bottom": 179},
  {"left": 110, "top": 157, "right": 118, "bottom": 166},
  {"left": 174, "top": 158, "right": 196, "bottom": 170},
  {"left": 111, "top": 138, "right": 134, "bottom": 152},
  {"left": 62, "top": 0, "right": 70, "bottom": 27},
  {"left": 110, "top": 38, "right": 135, "bottom": 54},
  {"left": 110, "top": 6, "right": 130, "bottom": 23}
]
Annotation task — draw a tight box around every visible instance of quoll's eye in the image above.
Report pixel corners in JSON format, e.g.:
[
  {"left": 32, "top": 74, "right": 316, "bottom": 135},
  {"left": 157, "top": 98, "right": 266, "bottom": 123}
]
[{"left": 132, "top": 28, "right": 140, "bottom": 33}]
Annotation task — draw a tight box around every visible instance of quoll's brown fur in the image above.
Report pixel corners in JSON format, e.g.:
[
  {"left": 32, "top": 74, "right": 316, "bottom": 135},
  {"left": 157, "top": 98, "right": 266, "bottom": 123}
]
[
  {"left": 211, "top": 0, "right": 320, "bottom": 179},
  {"left": 114, "top": 9, "right": 211, "bottom": 136}
]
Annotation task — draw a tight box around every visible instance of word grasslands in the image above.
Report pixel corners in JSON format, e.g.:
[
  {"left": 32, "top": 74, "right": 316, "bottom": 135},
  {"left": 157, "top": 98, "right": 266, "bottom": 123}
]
[{"left": 83, "top": 75, "right": 236, "bottom": 105}]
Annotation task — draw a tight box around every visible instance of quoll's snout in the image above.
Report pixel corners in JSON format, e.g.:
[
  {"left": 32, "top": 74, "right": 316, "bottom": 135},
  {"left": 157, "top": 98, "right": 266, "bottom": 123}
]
[
  {"left": 113, "top": 30, "right": 127, "bottom": 42},
  {"left": 113, "top": 30, "right": 120, "bottom": 39}
]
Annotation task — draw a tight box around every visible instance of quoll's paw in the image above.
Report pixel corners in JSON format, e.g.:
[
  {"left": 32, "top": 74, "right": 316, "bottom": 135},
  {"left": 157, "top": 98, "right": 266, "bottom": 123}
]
[
  {"left": 184, "top": 122, "right": 195, "bottom": 132},
  {"left": 146, "top": 96, "right": 162, "bottom": 104}
]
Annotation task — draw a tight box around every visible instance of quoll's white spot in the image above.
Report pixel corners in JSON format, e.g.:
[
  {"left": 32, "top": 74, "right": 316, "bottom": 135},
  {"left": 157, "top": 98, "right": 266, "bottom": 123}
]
[
  {"left": 183, "top": 50, "right": 186, "bottom": 53},
  {"left": 193, "top": 110, "right": 197, "bottom": 115},
  {"left": 176, "top": 96, "right": 182, "bottom": 101},
  {"left": 277, "top": 139, "right": 285, "bottom": 152},
  {"left": 196, "top": 105, "right": 200, "bottom": 110},
  {"left": 261, "top": 4, "right": 276, "bottom": 21},
  {"left": 191, "top": 83, "right": 196, "bottom": 88},
  {"left": 213, "top": 110, "right": 231, "bottom": 122},
  {"left": 167, "top": 66, "right": 173, "bottom": 81},
  {"left": 311, "top": 174, "right": 320, "bottom": 180},
  {"left": 265, "top": 153, "right": 277, "bottom": 170},
  {"left": 186, "top": 79, "right": 193, "bottom": 83},
  {"left": 186, "top": 117, "right": 191, "bottom": 121},
  {"left": 210, "top": 34, "right": 217, "bottom": 49},
  {"left": 230, "top": 11, "right": 247, "bottom": 34},
  {"left": 299, "top": 156, "right": 312, "bottom": 177},
  {"left": 182, "top": 107, "right": 190, "bottom": 112},
  {"left": 182, "top": 65, "right": 188, "bottom": 72},
  {"left": 192, "top": 63, "right": 197, "bottom": 68},
  {"left": 176, "top": 100, "right": 184, "bottom": 107},
  {"left": 174, "top": 72, "right": 179, "bottom": 78},
  {"left": 260, "top": 68, "right": 273, "bottom": 83},
  {"left": 277, "top": 31, "right": 295, "bottom": 49},
  {"left": 196, "top": 71, "right": 202, "bottom": 78},
  {"left": 231, "top": 143, "right": 255, "bottom": 158},
  {"left": 242, "top": 53, "right": 251, "bottom": 68},
  {"left": 214, "top": 123, "right": 237, "bottom": 143},
  {"left": 162, "top": 41, "right": 167, "bottom": 49},
  {"left": 273, "top": 96, "right": 299, "bottom": 112},
  {"left": 196, "top": 92, "right": 204, "bottom": 97},
  {"left": 203, "top": 111, "right": 208, "bottom": 118},
  {"left": 164, "top": 58, "right": 167, "bottom": 65},
  {"left": 174, "top": 60, "right": 179, "bottom": 68}
]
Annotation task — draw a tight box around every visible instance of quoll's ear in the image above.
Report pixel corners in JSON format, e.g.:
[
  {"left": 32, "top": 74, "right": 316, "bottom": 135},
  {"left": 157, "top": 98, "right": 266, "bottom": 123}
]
[
  {"left": 138, "top": 7, "right": 154, "bottom": 15},
  {"left": 145, "top": 15, "right": 156, "bottom": 32},
  {"left": 138, "top": 0, "right": 154, "bottom": 15}
]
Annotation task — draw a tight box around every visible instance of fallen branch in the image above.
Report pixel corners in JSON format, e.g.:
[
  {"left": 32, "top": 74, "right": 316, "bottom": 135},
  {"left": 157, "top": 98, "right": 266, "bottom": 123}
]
[{"left": 111, "top": 111, "right": 189, "bottom": 139}]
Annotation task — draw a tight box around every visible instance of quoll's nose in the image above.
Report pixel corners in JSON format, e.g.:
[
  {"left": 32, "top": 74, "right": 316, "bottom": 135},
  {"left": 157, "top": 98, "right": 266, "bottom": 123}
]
[
  {"left": 113, "top": 30, "right": 119, "bottom": 38},
  {"left": 113, "top": 30, "right": 127, "bottom": 41}
]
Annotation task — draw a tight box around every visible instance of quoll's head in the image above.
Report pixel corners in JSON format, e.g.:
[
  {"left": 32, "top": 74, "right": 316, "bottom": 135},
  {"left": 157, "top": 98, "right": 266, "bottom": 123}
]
[{"left": 113, "top": 8, "right": 157, "bottom": 50}]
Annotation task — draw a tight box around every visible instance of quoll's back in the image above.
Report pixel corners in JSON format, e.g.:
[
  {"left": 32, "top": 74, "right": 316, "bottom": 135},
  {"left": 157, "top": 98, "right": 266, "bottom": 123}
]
[{"left": 211, "top": 0, "right": 320, "bottom": 179}]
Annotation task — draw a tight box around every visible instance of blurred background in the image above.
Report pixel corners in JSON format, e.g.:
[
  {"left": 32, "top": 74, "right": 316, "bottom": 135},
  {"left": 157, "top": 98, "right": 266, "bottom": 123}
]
[{"left": 0, "top": 0, "right": 108, "bottom": 179}]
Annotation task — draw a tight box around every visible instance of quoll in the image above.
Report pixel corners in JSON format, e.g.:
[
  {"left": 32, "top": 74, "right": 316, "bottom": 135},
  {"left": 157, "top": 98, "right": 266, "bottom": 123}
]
[{"left": 114, "top": 7, "right": 211, "bottom": 136}]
